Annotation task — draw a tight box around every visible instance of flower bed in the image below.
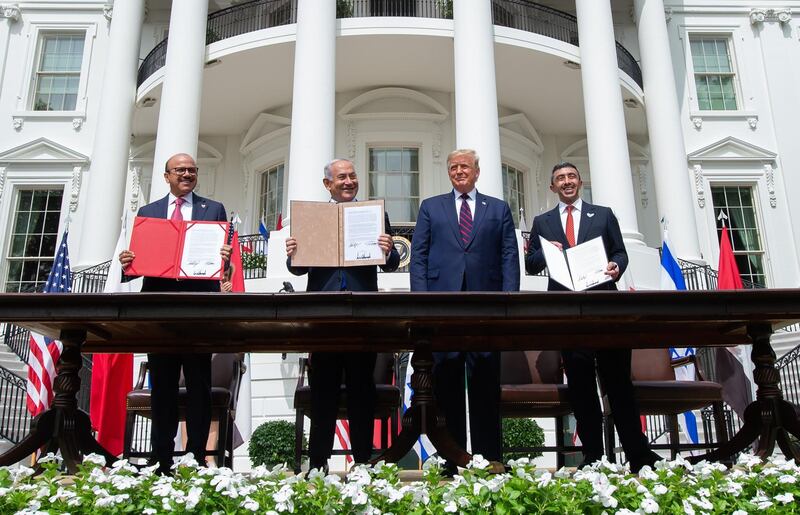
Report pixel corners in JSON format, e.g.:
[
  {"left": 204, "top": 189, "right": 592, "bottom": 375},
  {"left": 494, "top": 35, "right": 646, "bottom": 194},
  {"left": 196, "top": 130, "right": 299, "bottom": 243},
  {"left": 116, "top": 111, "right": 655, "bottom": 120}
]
[{"left": 1, "top": 453, "right": 798, "bottom": 514}]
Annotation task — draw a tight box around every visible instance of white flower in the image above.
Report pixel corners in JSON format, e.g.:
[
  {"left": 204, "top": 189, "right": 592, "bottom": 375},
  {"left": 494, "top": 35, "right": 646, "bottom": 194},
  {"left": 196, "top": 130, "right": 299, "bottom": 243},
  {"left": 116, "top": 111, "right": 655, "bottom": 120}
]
[
  {"left": 681, "top": 499, "right": 696, "bottom": 515},
  {"left": 737, "top": 453, "right": 761, "bottom": 469},
  {"left": 95, "top": 494, "right": 130, "bottom": 508},
  {"left": 37, "top": 453, "right": 61, "bottom": 464},
  {"left": 83, "top": 453, "right": 107, "bottom": 467},
  {"left": 615, "top": 509, "right": 636, "bottom": 515},
  {"left": 273, "top": 484, "right": 295, "bottom": 512},
  {"left": 143, "top": 509, "right": 157, "bottom": 514},
  {"left": 732, "top": 511, "right": 748, "bottom": 515},
  {"left": 342, "top": 483, "right": 368, "bottom": 506},
  {"left": 444, "top": 500, "right": 458, "bottom": 513},
  {"left": 535, "top": 471, "right": 552, "bottom": 487},
  {"left": 241, "top": 496, "right": 260, "bottom": 511},
  {"left": 173, "top": 453, "right": 199, "bottom": 469},
  {"left": 652, "top": 483, "right": 668, "bottom": 496},
  {"left": 638, "top": 466, "right": 658, "bottom": 481},
  {"left": 640, "top": 497, "right": 659, "bottom": 513},
  {"left": 186, "top": 486, "right": 203, "bottom": 510},
  {"left": 697, "top": 487, "right": 711, "bottom": 498},
  {"left": 775, "top": 492, "right": 794, "bottom": 504},
  {"left": 347, "top": 466, "right": 372, "bottom": 486},
  {"left": 423, "top": 455, "right": 446, "bottom": 470},
  {"left": 467, "top": 454, "right": 490, "bottom": 470},
  {"left": 779, "top": 474, "right": 797, "bottom": 484},
  {"left": 472, "top": 482, "right": 485, "bottom": 496}
]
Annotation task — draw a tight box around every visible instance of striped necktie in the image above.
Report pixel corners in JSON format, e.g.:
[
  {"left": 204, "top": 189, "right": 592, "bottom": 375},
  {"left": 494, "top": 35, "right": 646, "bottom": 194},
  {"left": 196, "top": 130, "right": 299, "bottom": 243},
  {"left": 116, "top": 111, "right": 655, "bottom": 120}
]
[{"left": 459, "top": 193, "right": 473, "bottom": 246}]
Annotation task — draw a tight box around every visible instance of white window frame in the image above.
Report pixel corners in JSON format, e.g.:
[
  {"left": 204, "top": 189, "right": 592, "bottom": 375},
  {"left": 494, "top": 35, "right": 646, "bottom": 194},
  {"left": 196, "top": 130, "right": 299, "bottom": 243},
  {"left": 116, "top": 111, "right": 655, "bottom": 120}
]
[
  {"left": 258, "top": 162, "right": 285, "bottom": 231},
  {"left": 0, "top": 173, "right": 72, "bottom": 292},
  {"left": 501, "top": 161, "right": 528, "bottom": 228},
  {"left": 680, "top": 26, "right": 758, "bottom": 126},
  {"left": 13, "top": 21, "right": 97, "bottom": 123},
  {"left": 366, "top": 145, "right": 421, "bottom": 225},
  {"left": 708, "top": 182, "right": 767, "bottom": 286}
]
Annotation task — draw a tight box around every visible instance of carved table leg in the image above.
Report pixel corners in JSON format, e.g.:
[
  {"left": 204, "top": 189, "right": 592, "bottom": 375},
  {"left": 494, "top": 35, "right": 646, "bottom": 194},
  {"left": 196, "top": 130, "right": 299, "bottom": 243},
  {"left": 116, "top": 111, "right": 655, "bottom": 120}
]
[
  {"left": 690, "top": 324, "right": 800, "bottom": 464},
  {"left": 372, "top": 336, "right": 473, "bottom": 468},
  {"left": 0, "top": 329, "right": 116, "bottom": 473}
]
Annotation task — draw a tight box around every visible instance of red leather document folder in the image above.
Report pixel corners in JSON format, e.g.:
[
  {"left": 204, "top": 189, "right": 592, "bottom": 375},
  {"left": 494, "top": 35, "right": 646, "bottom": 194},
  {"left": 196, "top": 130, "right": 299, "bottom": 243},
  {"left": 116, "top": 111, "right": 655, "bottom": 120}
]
[{"left": 126, "top": 217, "right": 228, "bottom": 280}]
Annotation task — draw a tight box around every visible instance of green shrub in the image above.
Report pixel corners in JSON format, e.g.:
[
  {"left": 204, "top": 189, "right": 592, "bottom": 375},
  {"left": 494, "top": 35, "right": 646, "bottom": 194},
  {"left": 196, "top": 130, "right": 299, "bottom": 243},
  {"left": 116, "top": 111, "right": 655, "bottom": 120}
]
[
  {"left": 249, "top": 420, "right": 302, "bottom": 468},
  {"left": 241, "top": 251, "right": 267, "bottom": 270},
  {"left": 502, "top": 418, "right": 545, "bottom": 463},
  {"left": 336, "top": 0, "right": 353, "bottom": 18}
]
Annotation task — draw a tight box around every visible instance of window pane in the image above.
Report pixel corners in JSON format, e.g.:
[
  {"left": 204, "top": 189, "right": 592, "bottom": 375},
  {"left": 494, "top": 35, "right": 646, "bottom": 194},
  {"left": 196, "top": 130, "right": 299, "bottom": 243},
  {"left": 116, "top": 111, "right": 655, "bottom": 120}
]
[{"left": 711, "top": 185, "right": 765, "bottom": 286}]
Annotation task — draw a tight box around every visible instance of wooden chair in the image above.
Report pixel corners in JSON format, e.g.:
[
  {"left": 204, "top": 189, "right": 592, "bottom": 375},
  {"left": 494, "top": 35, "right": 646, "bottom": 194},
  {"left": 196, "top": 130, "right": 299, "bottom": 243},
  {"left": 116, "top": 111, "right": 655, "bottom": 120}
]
[
  {"left": 123, "top": 353, "right": 246, "bottom": 468},
  {"left": 603, "top": 348, "right": 728, "bottom": 461},
  {"left": 500, "top": 350, "right": 576, "bottom": 468},
  {"left": 293, "top": 353, "right": 401, "bottom": 473}
]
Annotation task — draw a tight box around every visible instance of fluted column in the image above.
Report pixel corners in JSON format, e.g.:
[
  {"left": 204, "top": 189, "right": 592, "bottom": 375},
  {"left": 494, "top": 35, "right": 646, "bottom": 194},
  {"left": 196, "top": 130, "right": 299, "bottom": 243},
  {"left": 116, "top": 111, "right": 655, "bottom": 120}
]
[
  {"left": 77, "top": 1, "right": 145, "bottom": 266},
  {"left": 575, "top": 0, "right": 642, "bottom": 243},
  {"left": 149, "top": 0, "right": 209, "bottom": 201},
  {"left": 453, "top": 0, "right": 502, "bottom": 199},
  {"left": 285, "top": 0, "right": 336, "bottom": 216},
  {"left": 634, "top": 0, "right": 702, "bottom": 260},
  {"left": 0, "top": 5, "right": 21, "bottom": 94}
]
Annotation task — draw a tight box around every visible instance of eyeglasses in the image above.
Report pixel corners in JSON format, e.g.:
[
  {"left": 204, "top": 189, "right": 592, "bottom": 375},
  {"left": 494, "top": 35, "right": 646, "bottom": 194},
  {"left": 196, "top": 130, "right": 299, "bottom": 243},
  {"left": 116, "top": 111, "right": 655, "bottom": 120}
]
[{"left": 167, "top": 167, "right": 198, "bottom": 176}]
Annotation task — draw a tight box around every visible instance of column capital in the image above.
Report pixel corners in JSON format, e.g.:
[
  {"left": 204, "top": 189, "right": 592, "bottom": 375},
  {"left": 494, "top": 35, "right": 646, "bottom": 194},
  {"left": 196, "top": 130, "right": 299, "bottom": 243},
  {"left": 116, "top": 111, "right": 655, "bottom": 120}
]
[
  {"left": 103, "top": 4, "right": 113, "bottom": 21},
  {"left": 750, "top": 8, "right": 792, "bottom": 25},
  {"left": 1, "top": 4, "right": 20, "bottom": 22}
]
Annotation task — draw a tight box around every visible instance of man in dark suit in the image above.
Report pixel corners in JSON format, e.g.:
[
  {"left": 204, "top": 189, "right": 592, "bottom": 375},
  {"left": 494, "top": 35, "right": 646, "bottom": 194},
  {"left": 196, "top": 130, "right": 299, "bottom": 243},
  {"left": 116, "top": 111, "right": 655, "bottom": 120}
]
[
  {"left": 526, "top": 162, "right": 659, "bottom": 472},
  {"left": 119, "top": 153, "right": 230, "bottom": 474},
  {"left": 285, "top": 158, "right": 400, "bottom": 471},
  {"left": 410, "top": 149, "right": 520, "bottom": 472}
]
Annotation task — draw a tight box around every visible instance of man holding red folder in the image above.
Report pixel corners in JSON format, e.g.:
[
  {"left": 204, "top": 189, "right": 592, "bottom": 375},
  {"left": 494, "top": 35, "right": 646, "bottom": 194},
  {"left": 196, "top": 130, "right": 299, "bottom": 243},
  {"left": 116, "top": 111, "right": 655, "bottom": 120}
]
[{"left": 119, "top": 153, "right": 231, "bottom": 474}]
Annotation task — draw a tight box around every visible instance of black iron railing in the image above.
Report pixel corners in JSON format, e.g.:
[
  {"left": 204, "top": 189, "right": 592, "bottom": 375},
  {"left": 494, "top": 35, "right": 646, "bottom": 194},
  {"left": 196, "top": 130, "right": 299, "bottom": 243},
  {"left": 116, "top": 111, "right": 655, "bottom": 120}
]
[
  {"left": 0, "top": 365, "right": 29, "bottom": 444},
  {"left": 71, "top": 260, "right": 112, "bottom": 294},
  {"left": 137, "top": 0, "right": 643, "bottom": 89},
  {"left": 776, "top": 343, "right": 800, "bottom": 410},
  {"left": 239, "top": 233, "right": 270, "bottom": 280},
  {"left": 677, "top": 258, "right": 763, "bottom": 291},
  {"left": 3, "top": 323, "right": 30, "bottom": 362}
]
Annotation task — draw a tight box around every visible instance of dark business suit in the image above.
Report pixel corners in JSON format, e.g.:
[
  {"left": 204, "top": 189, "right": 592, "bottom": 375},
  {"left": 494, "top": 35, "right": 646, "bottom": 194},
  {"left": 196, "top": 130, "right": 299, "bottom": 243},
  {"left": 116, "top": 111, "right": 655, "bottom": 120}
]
[
  {"left": 288, "top": 211, "right": 400, "bottom": 465},
  {"left": 526, "top": 201, "right": 652, "bottom": 465},
  {"left": 132, "top": 193, "right": 227, "bottom": 470},
  {"left": 410, "top": 191, "right": 520, "bottom": 462}
]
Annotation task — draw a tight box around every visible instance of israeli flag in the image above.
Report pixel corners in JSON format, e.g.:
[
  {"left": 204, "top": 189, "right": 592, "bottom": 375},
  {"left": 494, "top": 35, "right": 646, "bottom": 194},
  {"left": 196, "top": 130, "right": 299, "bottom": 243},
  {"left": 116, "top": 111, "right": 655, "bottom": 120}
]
[
  {"left": 403, "top": 356, "right": 436, "bottom": 464},
  {"left": 661, "top": 233, "right": 699, "bottom": 445}
]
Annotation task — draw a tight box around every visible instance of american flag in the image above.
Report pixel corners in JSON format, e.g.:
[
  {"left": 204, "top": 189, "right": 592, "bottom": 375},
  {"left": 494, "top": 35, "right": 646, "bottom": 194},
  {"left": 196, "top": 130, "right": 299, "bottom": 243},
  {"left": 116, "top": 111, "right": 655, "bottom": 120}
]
[{"left": 26, "top": 230, "right": 71, "bottom": 416}]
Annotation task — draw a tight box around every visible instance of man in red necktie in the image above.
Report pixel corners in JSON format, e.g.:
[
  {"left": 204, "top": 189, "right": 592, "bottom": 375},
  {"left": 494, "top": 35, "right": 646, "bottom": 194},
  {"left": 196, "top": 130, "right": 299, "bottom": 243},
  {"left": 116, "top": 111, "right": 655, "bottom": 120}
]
[
  {"left": 118, "top": 153, "right": 231, "bottom": 474},
  {"left": 526, "top": 162, "right": 659, "bottom": 473}
]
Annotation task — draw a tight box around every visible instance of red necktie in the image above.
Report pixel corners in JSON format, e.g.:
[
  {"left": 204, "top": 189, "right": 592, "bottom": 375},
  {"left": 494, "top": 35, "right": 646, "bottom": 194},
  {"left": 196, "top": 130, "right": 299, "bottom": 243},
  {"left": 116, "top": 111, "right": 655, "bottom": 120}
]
[
  {"left": 459, "top": 193, "right": 473, "bottom": 245},
  {"left": 171, "top": 197, "right": 185, "bottom": 222},
  {"left": 565, "top": 205, "right": 576, "bottom": 247}
]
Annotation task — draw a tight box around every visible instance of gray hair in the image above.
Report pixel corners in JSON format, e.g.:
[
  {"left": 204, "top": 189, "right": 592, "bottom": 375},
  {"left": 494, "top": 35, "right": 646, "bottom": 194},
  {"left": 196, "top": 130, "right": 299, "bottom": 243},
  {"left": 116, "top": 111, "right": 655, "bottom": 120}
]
[
  {"left": 446, "top": 149, "right": 480, "bottom": 170},
  {"left": 323, "top": 158, "right": 355, "bottom": 180}
]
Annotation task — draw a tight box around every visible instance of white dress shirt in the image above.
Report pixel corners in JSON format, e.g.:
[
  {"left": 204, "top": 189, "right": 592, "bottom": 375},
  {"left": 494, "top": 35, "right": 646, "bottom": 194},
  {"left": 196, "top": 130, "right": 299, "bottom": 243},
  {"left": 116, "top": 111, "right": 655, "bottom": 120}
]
[
  {"left": 558, "top": 197, "right": 583, "bottom": 240},
  {"left": 167, "top": 191, "right": 194, "bottom": 220},
  {"left": 453, "top": 188, "right": 477, "bottom": 222}
]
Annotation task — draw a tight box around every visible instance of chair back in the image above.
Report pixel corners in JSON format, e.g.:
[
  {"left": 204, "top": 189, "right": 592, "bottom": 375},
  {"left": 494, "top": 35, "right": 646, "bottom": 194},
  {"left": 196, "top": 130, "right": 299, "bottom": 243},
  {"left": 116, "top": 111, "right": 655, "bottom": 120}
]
[
  {"left": 373, "top": 353, "right": 396, "bottom": 385},
  {"left": 631, "top": 348, "right": 675, "bottom": 381},
  {"left": 501, "top": 350, "right": 562, "bottom": 385}
]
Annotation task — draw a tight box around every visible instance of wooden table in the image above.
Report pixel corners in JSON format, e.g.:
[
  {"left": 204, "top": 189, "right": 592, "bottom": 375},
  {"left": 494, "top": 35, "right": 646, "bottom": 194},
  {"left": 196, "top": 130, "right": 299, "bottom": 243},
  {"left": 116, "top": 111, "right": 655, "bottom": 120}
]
[{"left": 1, "top": 289, "right": 799, "bottom": 472}]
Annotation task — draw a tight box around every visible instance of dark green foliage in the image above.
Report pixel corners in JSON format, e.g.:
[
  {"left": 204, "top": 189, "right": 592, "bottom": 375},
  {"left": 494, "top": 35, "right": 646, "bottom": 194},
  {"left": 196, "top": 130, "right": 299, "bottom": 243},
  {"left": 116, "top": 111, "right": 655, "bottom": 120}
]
[
  {"left": 502, "top": 418, "right": 545, "bottom": 463},
  {"left": 249, "top": 419, "right": 303, "bottom": 467}
]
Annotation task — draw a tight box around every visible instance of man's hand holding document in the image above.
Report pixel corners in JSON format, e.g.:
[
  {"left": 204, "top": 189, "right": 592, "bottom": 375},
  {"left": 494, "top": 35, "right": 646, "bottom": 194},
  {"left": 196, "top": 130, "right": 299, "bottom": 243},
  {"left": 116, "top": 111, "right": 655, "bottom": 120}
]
[{"left": 540, "top": 235, "right": 613, "bottom": 291}]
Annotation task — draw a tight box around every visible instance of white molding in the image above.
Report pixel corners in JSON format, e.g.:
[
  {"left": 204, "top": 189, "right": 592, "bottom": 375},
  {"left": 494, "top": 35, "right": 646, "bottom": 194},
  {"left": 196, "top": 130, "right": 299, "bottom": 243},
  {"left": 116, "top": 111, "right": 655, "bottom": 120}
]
[
  {"left": 636, "top": 164, "right": 648, "bottom": 208},
  {"left": 129, "top": 165, "right": 140, "bottom": 212},
  {"left": 687, "top": 136, "right": 777, "bottom": 163},
  {"left": 0, "top": 137, "right": 90, "bottom": 165},
  {"left": 693, "top": 164, "right": 706, "bottom": 208},
  {"left": 1, "top": 4, "right": 20, "bottom": 21},
  {"left": 498, "top": 113, "right": 544, "bottom": 154},
  {"left": 15, "top": 20, "right": 98, "bottom": 115},
  {"left": 688, "top": 111, "right": 759, "bottom": 130},
  {"left": 70, "top": 165, "right": 81, "bottom": 212},
  {"left": 338, "top": 87, "right": 449, "bottom": 122},
  {"left": 764, "top": 163, "right": 777, "bottom": 208},
  {"left": 0, "top": 166, "right": 6, "bottom": 201},
  {"left": 749, "top": 8, "right": 792, "bottom": 25},
  {"left": 240, "top": 113, "right": 291, "bottom": 154}
]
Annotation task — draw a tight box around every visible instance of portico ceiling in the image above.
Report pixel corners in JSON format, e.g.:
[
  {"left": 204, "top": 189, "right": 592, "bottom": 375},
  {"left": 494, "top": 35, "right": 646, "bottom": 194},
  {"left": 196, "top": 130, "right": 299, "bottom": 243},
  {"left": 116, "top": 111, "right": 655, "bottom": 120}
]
[{"left": 133, "top": 25, "right": 646, "bottom": 139}]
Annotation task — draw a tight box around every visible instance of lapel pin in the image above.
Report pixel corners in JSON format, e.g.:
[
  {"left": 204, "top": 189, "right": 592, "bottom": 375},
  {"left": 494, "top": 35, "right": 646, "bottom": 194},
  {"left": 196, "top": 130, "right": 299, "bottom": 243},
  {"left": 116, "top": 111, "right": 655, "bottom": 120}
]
[
  {"left": 587, "top": 212, "right": 595, "bottom": 218},
  {"left": 481, "top": 201, "right": 487, "bottom": 205},
  {"left": 201, "top": 203, "right": 207, "bottom": 209}
]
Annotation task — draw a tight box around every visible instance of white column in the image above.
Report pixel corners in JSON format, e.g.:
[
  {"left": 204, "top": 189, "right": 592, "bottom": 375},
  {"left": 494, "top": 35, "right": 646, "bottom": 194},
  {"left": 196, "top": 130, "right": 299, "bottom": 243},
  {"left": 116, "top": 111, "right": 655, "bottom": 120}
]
[
  {"left": 285, "top": 0, "right": 336, "bottom": 216},
  {"left": 453, "top": 0, "right": 503, "bottom": 199},
  {"left": 575, "top": 0, "right": 642, "bottom": 243},
  {"left": 634, "top": 0, "right": 702, "bottom": 260},
  {"left": 0, "top": 5, "right": 21, "bottom": 94},
  {"left": 149, "top": 0, "right": 209, "bottom": 201},
  {"left": 77, "top": 1, "right": 145, "bottom": 267}
]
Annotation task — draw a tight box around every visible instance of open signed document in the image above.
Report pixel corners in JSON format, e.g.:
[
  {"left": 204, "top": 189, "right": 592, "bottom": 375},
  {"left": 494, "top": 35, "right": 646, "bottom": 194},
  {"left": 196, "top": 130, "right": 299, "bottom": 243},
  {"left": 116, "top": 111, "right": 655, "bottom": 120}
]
[{"left": 540, "top": 235, "right": 612, "bottom": 291}]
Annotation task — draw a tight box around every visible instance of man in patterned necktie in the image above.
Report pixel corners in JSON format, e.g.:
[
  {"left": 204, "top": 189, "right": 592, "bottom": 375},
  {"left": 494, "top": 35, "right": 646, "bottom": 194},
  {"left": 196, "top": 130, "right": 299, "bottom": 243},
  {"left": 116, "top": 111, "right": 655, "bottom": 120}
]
[{"left": 410, "top": 149, "right": 520, "bottom": 475}]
